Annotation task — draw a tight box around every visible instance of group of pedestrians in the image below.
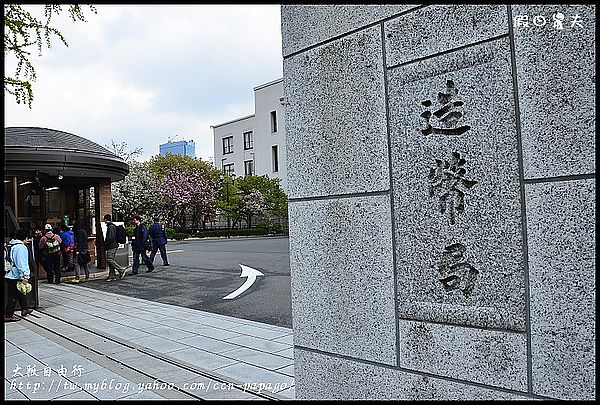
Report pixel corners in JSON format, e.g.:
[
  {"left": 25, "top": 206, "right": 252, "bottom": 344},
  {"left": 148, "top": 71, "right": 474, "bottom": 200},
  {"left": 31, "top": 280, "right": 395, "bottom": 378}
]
[
  {"left": 103, "top": 214, "right": 169, "bottom": 282},
  {"left": 34, "top": 222, "right": 91, "bottom": 284},
  {"left": 4, "top": 213, "right": 169, "bottom": 321}
]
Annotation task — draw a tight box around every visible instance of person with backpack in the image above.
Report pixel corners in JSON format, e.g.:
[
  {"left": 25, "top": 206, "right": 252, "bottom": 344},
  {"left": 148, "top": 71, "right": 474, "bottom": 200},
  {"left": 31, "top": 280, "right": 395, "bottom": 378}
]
[
  {"left": 5, "top": 229, "right": 34, "bottom": 321},
  {"left": 149, "top": 215, "right": 170, "bottom": 267},
  {"left": 59, "top": 224, "right": 75, "bottom": 274},
  {"left": 131, "top": 215, "right": 155, "bottom": 274},
  {"left": 103, "top": 214, "right": 129, "bottom": 282},
  {"left": 71, "top": 220, "right": 91, "bottom": 283},
  {"left": 39, "top": 224, "right": 62, "bottom": 284}
]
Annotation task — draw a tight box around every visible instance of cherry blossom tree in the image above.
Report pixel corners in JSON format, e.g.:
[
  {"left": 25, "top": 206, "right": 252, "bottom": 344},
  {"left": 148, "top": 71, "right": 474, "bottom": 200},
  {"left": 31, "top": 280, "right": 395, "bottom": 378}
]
[
  {"left": 112, "top": 161, "right": 162, "bottom": 222},
  {"left": 160, "top": 167, "right": 218, "bottom": 231},
  {"left": 240, "top": 189, "right": 266, "bottom": 228}
]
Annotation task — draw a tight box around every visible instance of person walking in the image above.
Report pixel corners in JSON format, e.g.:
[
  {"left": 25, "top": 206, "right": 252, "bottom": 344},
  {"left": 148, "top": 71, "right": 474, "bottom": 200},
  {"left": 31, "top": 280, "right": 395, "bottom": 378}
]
[
  {"left": 5, "top": 229, "right": 34, "bottom": 321},
  {"left": 103, "top": 214, "right": 129, "bottom": 282},
  {"left": 59, "top": 224, "right": 75, "bottom": 273},
  {"left": 149, "top": 215, "right": 169, "bottom": 267},
  {"left": 39, "top": 224, "right": 62, "bottom": 284},
  {"left": 71, "top": 220, "right": 91, "bottom": 283},
  {"left": 131, "top": 215, "right": 154, "bottom": 274}
]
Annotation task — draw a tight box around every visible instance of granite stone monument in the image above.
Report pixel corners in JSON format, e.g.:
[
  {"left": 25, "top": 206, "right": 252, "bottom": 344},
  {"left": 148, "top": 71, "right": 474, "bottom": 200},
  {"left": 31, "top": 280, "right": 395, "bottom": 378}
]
[{"left": 282, "top": 4, "right": 595, "bottom": 400}]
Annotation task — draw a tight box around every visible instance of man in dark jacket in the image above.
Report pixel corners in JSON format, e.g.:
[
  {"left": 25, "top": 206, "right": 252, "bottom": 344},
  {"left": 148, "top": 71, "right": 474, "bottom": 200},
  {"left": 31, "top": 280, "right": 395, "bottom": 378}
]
[
  {"left": 103, "top": 214, "right": 129, "bottom": 281},
  {"left": 72, "top": 220, "right": 91, "bottom": 282},
  {"left": 32, "top": 226, "right": 45, "bottom": 280},
  {"left": 131, "top": 215, "right": 154, "bottom": 274},
  {"left": 149, "top": 216, "right": 169, "bottom": 267}
]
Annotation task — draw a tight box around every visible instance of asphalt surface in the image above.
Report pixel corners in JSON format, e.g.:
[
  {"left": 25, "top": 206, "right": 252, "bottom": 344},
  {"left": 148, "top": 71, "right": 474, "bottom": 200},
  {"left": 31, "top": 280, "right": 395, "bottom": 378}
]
[{"left": 79, "top": 237, "right": 293, "bottom": 328}]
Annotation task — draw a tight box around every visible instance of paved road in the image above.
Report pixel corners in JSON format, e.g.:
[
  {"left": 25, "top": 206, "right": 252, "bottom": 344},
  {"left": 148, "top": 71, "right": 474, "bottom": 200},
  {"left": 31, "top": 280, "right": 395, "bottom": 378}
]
[{"left": 80, "top": 237, "right": 292, "bottom": 328}]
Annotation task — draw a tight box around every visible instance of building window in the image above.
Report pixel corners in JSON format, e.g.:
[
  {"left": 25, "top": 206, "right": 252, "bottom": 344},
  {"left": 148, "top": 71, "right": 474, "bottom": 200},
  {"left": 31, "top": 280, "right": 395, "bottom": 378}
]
[
  {"left": 243, "top": 131, "right": 253, "bottom": 150},
  {"left": 222, "top": 163, "right": 235, "bottom": 176},
  {"left": 271, "top": 145, "right": 279, "bottom": 173},
  {"left": 244, "top": 160, "right": 254, "bottom": 176},
  {"left": 222, "top": 136, "right": 233, "bottom": 154},
  {"left": 270, "top": 111, "right": 278, "bottom": 133}
]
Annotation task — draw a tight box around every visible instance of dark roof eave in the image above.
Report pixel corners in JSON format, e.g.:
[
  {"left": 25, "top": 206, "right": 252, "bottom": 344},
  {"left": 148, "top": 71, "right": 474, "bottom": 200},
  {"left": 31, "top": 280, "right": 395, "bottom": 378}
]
[{"left": 4, "top": 147, "right": 129, "bottom": 182}]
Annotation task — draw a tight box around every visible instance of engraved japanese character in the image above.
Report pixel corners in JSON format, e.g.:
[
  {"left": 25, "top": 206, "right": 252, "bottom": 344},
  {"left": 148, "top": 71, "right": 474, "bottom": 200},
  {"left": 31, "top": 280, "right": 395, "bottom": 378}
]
[
  {"left": 420, "top": 80, "right": 471, "bottom": 136},
  {"left": 437, "top": 243, "right": 479, "bottom": 296},
  {"left": 428, "top": 152, "right": 477, "bottom": 225}
]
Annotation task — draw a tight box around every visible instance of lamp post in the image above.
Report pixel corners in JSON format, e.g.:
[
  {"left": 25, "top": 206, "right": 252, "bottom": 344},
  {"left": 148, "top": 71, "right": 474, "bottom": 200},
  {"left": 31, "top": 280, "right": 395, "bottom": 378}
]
[{"left": 220, "top": 172, "right": 236, "bottom": 239}]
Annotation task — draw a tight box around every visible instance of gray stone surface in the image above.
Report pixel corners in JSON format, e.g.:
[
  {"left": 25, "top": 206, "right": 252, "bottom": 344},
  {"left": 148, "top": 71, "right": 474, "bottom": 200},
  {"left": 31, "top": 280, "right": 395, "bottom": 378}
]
[
  {"left": 5, "top": 328, "right": 49, "bottom": 344},
  {"left": 194, "top": 326, "right": 243, "bottom": 341},
  {"left": 5, "top": 341, "right": 21, "bottom": 356},
  {"left": 227, "top": 324, "right": 289, "bottom": 340},
  {"left": 398, "top": 320, "right": 527, "bottom": 391},
  {"left": 113, "top": 317, "right": 162, "bottom": 330},
  {"left": 224, "top": 335, "right": 290, "bottom": 354},
  {"left": 144, "top": 325, "right": 196, "bottom": 341},
  {"left": 277, "top": 364, "right": 295, "bottom": 377},
  {"left": 288, "top": 195, "right": 396, "bottom": 365},
  {"left": 283, "top": 25, "right": 389, "bottom": 199},
  {"left": 388, "top": 38, "right": 526, "bottom": 331},
  {"left": 19, "top": 340, "right": 70, "bottom": 360},
  {"left": 512, "top": 5, "right": 596, "bottom": 179},
  {"left": 281, "top": 4, "right": 415, "bottom": 57},
  {"left": 132, "top": 335, "right": 189, "bottom": 354},
  {"left": 275, "top": 347, "right": 294, "bottom": 360},
  {"left": 221, "top": 347, "right": 293, "bottom": 370},
  {"left": 167, "top": 347, "right": 237, "bottom": 371},
  {"left": 526, "top": 179, "right": 596, "bottom": 400},
  {"left": 179, "top": 335, "right": 240, "bottom": 354},
  {"left": 294, "top": 348, "right": 528, "bottom": 400},
  {"left": 102, "top": 325, "right": 152, "bottom": 342},
  {"left": 384, "top": 5, "right": 509, "bottom": 67}
]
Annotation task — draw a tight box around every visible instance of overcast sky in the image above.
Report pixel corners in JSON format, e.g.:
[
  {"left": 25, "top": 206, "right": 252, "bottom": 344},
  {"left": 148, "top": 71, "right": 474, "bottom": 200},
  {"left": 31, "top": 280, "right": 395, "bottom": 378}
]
[{"left": 4, "top": 4, "right": 283, "bottom": 163}]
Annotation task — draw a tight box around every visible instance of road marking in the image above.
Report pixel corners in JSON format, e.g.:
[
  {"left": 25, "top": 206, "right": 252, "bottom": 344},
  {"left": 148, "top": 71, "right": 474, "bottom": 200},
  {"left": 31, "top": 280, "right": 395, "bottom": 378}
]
[
  {"left": 128, "top": 249, "right": 183, "bottom": 259},
  {"left": 223, "top": 264, "right": 264, "bottom": 300}
]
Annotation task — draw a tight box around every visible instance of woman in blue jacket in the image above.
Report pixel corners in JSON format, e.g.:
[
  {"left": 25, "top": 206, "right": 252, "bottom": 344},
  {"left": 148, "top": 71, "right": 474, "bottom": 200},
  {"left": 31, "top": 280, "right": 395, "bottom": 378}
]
[
  {"left": 5, "top": 229, "right": 33, "bottom": 321},
  {"left": 59, "top": 224, "right": 75, "bottom": 273}
]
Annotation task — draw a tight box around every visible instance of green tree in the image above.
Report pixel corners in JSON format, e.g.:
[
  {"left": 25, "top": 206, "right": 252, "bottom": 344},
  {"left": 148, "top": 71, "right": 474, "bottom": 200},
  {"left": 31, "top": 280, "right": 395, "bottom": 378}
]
[
  {"left": 4, "top": 4, "right": 96, "bottom": 107},
  {"left": 147, "top": 153, "right": 220, "bottom": 182},
  {"left": 216, "top": 174, "right": 242, "bottom": 229},
  {"left": 234, "top": 175, "right": 288, "bottom": 219}
]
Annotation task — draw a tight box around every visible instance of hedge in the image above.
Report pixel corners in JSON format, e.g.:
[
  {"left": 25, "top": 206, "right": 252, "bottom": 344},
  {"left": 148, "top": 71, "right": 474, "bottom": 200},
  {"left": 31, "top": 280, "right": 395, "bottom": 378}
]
[{"left": 161, "top": 227, "right": 287, "bottom": 241}]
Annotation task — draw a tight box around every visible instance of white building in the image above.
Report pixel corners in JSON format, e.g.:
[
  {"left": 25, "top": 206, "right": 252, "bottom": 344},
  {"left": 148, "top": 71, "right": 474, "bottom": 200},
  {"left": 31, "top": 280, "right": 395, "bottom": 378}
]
[{"left": 211, "top": 78, "right": 287, "bottom": 192}]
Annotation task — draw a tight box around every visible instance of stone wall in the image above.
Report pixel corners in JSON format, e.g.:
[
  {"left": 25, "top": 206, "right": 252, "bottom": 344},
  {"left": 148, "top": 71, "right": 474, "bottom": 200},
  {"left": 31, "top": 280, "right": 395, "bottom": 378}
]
[{"left": 282, "top": 4, "right": 595, "bottom": 400}]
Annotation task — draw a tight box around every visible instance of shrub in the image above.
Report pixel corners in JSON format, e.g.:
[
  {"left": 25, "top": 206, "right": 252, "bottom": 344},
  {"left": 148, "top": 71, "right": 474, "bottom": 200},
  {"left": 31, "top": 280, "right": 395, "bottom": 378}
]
[
  {"left": 166, "top": 227, "right": 176, "bottom": 239},
  {"left": 192, "top": 228, "right": 269, "bottom": 238},
  {"left": 173, "top": 232, "right": 190, "bottom": 241},
  {"left": 257, "top": 221, "right": 284, "bottom": 234}
]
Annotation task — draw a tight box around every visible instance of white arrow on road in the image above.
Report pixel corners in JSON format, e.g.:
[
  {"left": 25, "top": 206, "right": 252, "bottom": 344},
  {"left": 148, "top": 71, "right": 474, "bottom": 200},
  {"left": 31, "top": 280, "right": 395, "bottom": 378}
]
[{"left": 223, "top": 264, "right": 264, "bottom": 300}]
